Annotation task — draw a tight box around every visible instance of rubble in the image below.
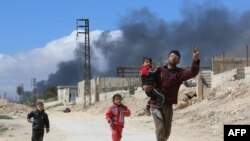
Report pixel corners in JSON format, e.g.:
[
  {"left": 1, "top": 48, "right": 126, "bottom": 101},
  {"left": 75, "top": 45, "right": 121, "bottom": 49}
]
[{"left": 0, "top": 99, "right": 32, "bottom": 117}]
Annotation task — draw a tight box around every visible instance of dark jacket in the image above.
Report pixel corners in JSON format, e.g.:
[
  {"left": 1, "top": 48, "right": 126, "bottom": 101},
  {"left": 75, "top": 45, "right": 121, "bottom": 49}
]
[
  {"left": 155, "top": 60, "right": 200, "bottom": 105},
  {"left": 27, "top": 110, "right": 50, "bottom": 130},
  {"left": 140, "top": 66, "right": 159, "bottom": 85}
]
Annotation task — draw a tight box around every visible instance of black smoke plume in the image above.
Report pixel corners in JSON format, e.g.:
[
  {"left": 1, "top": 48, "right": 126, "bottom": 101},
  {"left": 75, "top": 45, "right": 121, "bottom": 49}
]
[{"left": 37, "top": 3, "right": 250, "bottom": 93}]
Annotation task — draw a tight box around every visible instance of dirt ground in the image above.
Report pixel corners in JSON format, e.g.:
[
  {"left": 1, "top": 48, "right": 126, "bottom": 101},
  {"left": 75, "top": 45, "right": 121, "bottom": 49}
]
[
  {"left": 0, "top": 96, "right": 217, "bottom": 141},
  {"left": 0, "top": 111, "right": 204, "bottom": 141}
]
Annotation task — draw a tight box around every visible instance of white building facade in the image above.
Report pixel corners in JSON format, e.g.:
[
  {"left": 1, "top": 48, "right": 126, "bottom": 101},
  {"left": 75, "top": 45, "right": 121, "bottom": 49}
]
[{"left": 57, "top": 86, "right": 78, "bottom": 105}]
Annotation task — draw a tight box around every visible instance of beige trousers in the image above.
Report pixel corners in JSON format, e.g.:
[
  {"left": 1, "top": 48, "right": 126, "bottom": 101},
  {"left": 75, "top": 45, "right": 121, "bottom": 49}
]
[{"left": 151, "top": 104, "right": 173, "bottom": 141}]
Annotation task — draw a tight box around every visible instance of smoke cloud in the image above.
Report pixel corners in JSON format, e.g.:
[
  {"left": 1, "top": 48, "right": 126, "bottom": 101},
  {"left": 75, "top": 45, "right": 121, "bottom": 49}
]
[{"left": 38, "top": 3, "right": 250, "bottom": 93}]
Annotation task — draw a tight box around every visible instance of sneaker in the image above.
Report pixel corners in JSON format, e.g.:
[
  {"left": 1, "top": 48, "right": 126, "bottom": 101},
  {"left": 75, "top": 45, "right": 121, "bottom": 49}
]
[
  {"left": 144, "top": 107, "right": 151, "bottom": 116},
  {"left": 152, "top": 108, "right": 163, "bottom": 120}
]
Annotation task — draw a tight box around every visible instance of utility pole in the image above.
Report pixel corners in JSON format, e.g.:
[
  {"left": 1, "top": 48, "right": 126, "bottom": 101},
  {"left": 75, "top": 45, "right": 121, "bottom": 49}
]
[
  {"left": 222, "top": 52, "right": 225, "bottom": 71},
  {"left": 76, "top": 19, "right": 91, "bottom": 108},
  {"left": 3, "top": 92, "right": 6, "bottom": 99},
  {"left": 31, "top": 78, "right": 37, "bottom": 106},
  {"left": 247, "top": 45, "right": 249, "bottom": 66}
]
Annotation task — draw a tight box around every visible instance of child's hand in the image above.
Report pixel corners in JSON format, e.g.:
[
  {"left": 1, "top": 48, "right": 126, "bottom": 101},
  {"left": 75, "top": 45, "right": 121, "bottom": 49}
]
[
  {"left": 143, "top": 85, "right": 153, "bottom": 92},
  {"left": 108, "top": 120, "right": 114, "bottom": 126},
  {"left": 27, "top": 119, "right": 32, "bottom": 123},
  {"left": 46, "top": 128, "right": 50, "bottom": 133}
]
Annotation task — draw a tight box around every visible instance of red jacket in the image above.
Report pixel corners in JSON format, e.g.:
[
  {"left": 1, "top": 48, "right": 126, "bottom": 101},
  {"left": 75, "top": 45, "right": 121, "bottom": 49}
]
[
  {"left": 105, "top": 104, "right": 131, "bottom": 127},
  {"left": 140, "top": 65, "right": 158, "bottom": 85},
  {"left": 155, "top": 60, "right": 200, "bottom": 105},
  {"left": 140, "top": 65, "right": 151, "bottom": 76}
]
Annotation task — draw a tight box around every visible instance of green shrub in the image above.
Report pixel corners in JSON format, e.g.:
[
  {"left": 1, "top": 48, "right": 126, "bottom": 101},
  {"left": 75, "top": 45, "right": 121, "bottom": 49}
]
[
  {"left": 0, "top": 115, "right": 13, "bottom": 119},
  {"left": 129, "top": 87, "right": 135, "bottom": 95},
  {"left": 0, "top": 126, "right": 7, "bottom": 135}
]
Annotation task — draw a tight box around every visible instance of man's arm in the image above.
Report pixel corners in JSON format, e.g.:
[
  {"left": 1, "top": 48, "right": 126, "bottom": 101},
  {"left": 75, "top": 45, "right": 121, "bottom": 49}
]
[
  {"left": 149, "top": 66, "right": 160, "bottom": 75},
  {"left": 179, "top": 48, "right": 200, "bottom": 81}
]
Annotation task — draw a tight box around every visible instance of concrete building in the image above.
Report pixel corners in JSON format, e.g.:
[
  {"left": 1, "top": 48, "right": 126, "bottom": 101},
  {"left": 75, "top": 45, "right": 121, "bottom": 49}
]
[
  {"left": 77, "top": 76, "right": 140, "bottom": 105},
  {"left": 57, "top": 86, "right": 78, "bottom": 105},
  {"left": 212, "top": 57, "right": 249, "bottom": 74}
]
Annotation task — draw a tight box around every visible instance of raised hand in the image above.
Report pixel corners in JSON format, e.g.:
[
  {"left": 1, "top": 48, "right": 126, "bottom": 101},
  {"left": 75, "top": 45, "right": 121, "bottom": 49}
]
[{"left": 193, "top": 47, "right": 199, "bottom": 62}]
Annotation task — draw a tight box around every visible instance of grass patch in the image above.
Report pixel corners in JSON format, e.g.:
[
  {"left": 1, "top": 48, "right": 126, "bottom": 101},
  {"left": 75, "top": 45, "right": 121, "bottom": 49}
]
[
  {"left": 0, "top": 115, "right": 13, "bottom": 120},
  {"left": 0, "top": 126, "right": 7, "bottom": 135}
]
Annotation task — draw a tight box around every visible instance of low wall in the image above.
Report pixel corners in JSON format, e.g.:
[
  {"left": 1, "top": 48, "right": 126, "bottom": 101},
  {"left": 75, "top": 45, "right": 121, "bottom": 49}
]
[
  {"left": 211, "top": 69, "right": 237, "bottom": 89},
  {"left": 245, "top": 66, "right": 250, "bottom": 79},
  {"left": 44, "top": 100, "right": 64, "bottom": 108},
  {"left": 44, "top": 97, "right": 57, "bottom": 103},
  {"left": 75, "top": 90, "right": 126, "bottom": 105}
]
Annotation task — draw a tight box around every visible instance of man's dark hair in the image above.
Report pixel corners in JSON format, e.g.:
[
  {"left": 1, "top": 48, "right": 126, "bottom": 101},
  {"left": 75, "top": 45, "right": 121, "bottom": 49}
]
[
  {"left": 142, "top": 56, "right": 152, "bottom": 63},
  {"left": 169, "top": 50, "right": 181, "bottom": 59},
  {"left": 112, "top": 94, "right": 122, "bottom": 102}
]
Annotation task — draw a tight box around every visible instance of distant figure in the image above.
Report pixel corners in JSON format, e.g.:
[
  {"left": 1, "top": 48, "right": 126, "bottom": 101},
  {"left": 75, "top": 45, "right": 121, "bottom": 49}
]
[
  {"left": 69, "top": 93, "right": 72, "bottom": 102},
  {"left": 105, "top": 94, "right": 131, "bottom": 141},
  {"left": 27, "top": 101, "right": 50, "bottom": 141},
  {"left": 143, "top": 48, "right": 200, "bottom": 141},
  {"left": 140, "top": 56, "right": 164, "bottom": 119}
]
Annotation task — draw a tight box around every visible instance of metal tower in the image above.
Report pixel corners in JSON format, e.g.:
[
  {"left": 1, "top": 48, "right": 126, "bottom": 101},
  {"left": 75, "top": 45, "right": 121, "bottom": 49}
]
[
  {"left": 76, "top": 19, "right": 91, "bottom": 108},
  {"left": 31, "top": 78, "right": 37, "bottom": 106}
]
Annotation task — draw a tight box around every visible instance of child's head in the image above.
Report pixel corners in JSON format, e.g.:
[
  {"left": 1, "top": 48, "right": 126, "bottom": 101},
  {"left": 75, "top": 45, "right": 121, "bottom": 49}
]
[
  {"left": 142, "top": 57, "right": 152, "bottom": 67},
  {"left": 36, "top": 101, "right": 44, "bottom": 111},
  {"left": 112, "top": 94, "right": 122, "bottom": 105}
]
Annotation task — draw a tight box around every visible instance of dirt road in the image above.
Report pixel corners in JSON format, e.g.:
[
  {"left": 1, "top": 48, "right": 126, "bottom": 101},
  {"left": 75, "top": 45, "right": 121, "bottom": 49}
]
[
  {"left": 0, "top": 111, "right": 207, "bottom": 141},
  {"left": 1, "top": 112, "right": 155, "bottom": 141}
]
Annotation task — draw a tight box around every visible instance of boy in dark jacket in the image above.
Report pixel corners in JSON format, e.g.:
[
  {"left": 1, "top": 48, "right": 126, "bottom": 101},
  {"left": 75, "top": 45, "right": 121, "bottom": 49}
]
[
  {"left": 140, "top": 57, "right": 164, "bottom": 120},
  {"left": 105, "top": 94, "right": 131, "bottom": 141},
  {"left": 27, "top": 101, "right": 50, "bottom": 141}
]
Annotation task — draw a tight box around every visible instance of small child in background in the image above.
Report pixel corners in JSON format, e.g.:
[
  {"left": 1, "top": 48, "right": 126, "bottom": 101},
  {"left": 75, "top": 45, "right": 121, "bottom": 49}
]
[
  {"left": 27, "top": 101, "right": 50, "bottom": 141},
  {"left": 140, "top": 57, "right": 164, "bottom": 120},
  {"left": 105, "top": 94, "right": 131, "bottom": 141}
]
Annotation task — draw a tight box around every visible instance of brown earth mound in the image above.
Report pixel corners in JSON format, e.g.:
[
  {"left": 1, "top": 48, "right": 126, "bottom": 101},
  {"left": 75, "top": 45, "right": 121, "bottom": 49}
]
[{"left": 0, "top": 99, "right": 32, "bottom": 117}]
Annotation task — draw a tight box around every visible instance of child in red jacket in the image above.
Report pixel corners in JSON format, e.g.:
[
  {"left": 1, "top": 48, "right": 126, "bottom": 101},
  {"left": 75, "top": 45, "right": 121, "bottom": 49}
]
[{"left": 105, "top": 94, "right": 131, "bottom": 141}]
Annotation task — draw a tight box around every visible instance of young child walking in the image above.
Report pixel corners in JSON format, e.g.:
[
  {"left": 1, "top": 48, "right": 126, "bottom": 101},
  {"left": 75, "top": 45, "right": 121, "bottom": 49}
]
[
  {"left": 140, "top": 57, "right": 164, "bottom": 120},
  {"left": 105, "top": 94, "right": 131, "bottom": 141},
  {"left": 27, "top": 101, "right": 50, "bottom": 141}
]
